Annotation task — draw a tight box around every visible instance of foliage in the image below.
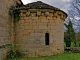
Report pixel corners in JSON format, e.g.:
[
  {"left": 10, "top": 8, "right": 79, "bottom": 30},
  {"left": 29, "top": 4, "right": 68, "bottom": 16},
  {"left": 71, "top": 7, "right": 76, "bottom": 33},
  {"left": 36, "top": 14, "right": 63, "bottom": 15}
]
[
  {"left": 68, "top": 0, "right": 80, "bottom": 32},
  {"left": 14, "top": 13, "right": 20, "bottom": 21},
  {"left": 64, "top": 20, "right": 76, "bottom": 47},
  {"left": 76, "top": 32, "right": 80, "bottom": 46},
  {"left": 6, "top": 45, "right": 21, "bottom": 60},
  {"left": 9, "top": 9, "right": 20, "bottom": 21},
  {"left": 76, "top": 32, "right": 80, "bottom": 41},
  {"left": 64, "top": 42, "right": 80, "bottom": 48}
]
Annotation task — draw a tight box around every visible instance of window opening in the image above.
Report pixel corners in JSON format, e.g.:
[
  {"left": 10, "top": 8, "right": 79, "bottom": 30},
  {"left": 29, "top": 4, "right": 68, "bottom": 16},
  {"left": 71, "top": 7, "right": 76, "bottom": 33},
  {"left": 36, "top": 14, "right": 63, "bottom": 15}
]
[{"left": 45, "top": 33, "right": 49, "bottom": 45}]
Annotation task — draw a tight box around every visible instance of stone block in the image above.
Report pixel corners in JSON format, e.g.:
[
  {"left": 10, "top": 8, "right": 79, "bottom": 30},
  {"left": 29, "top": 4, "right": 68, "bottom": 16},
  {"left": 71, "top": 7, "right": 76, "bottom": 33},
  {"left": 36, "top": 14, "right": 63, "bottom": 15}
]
[
  {"left": 20, "top": 18, "right": 24, "bottom": 21},
  {"left": 32, "top": 25, "right": 39, "bottom": 29},
  {"left": 31, "top": 17, "right": 38, "bottom": 20},
  {"left": 27, "top": 30, "right": 34, "bottom": 33},
  {"left": 34, "top": 29, "right": 43, "bottom": 33},
  {"left": 32, "top": 20, "right": 39, "bottom": 23},
  {"left": 53, "top": 16, "right": 57, "bottom": 20},
  {"left": 47, "top": 17, "right": 53, "bottom": 20},
  {"left": 50, "top": 35, "right": 54, "bottom": 43},
  {"left": 24, "top": 17, "right": 29, "bottom": 20},
  {"left": 24, "top": 23, "right": 30, "bottom": 26},
  {"left": 45, "top": 12, "right": 49, "bottom": 16},
  {"left": 37, "top": 20, "right": 48, "bottom": 26},
  {"left": 41, "top": 13, "right": 45, "bottom": 16},
  {"left": 24, "top": 20, "right": 33, "bottom": 23},
  {"left": 19, "top": 20, "right": 24, "bottom": 24},
  {"left": 56, "top": 15, "right": 61, "bottom": 18},
  {"left": 22, "top": 14, "right": 26, "bottom": 17},
  {"left": 30, "top": 22, "right": 37, "bottom": 26},
  {"left": 48, "top": 23, "right": 55, "bottom": 26},
  {"left": 26, "top": 12, "right": 30, "bottom": 16},
  {"left": 31, "top": 13, "right": 36, "bottom": 17},
  {"left": 49, "top": 20, "right": 55, "bottom": 23},
  {"left": 35, "top": 36, "right": 41, "bottom": 41},
  {"left": 53, "top": 13, "right": 58, "bottom": 16},
  {"left": 28, "top": 16, "right": 32, "bottom": 20},
  {"left": 17, "top": 40, "right": 27, "bottom": 44},
  {"left": 34, "top": 33, "right": 41, "bottom": 36},
  {"left": 18, "top": 26, "right": 24, "bottom": 30},
  {"left": 24, "top": 25, "right": 33, "bottom": 30},
  {"left": 49, "top": 13, "right": 53, "bottom": 16},
  {"left": 40, "top": 37, "right": 45, "bottom": 44},
  {"left": 28, "top": 9, "right": 37, "bottom": 12},
  {"left": 27, "top": 37, "right": 35, "bottom": 41},
  {"left": 37, "top": 11, "right": 41, "bottom": 16},
  {"left": 20, "top": 13, "right": 23, "bottom": 17},
  {"left": 39, "top": 16, "right": 46, "bottom": 20},
  {"left": 48, "top": 9, "right": 54, "bottom": 13},
  {"left": 23, "top": 32, "right": 30, "bottom": 36},
  {"left": 40, "top": 19, "right": 49, "bottom": 23},
  {"left": 40, "top": 9, "right": 47, "bottom": 12},
  {"left": 20, "top": 10, "right": 27, "bottom": 12},
  {"left": 39, "top": 25, "right": 48, "bottom": 29},
  {"left": 54, "top": 19, "right": 63, "bottom": 26},
  {"left": 30, "top": 33, "right": 35, "bottom": 36}
]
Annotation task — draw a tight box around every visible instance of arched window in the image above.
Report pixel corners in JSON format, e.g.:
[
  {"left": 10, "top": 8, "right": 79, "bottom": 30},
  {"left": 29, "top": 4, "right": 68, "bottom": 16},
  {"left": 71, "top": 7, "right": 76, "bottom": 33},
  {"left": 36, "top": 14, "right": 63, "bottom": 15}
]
[{"left": 45, "top": 33, "right": 49, "bottom": 45}]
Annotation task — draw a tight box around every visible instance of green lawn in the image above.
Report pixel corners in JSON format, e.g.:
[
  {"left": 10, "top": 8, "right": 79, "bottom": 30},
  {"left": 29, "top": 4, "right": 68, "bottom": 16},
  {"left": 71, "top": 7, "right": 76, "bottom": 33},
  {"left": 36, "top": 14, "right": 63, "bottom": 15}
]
[
  {"left": 64, "top": 42, "right": 80, "bottom": 47},
  {"left": 8, "top": 53, "right": 80, "bottom": 60}
]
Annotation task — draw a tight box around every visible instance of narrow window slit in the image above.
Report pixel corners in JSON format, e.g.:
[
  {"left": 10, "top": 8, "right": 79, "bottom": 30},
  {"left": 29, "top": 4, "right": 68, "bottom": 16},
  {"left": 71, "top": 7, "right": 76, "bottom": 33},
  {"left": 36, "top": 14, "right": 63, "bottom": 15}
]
[{"left": 45, "top": 33, "right": 49, "bottom": 45}]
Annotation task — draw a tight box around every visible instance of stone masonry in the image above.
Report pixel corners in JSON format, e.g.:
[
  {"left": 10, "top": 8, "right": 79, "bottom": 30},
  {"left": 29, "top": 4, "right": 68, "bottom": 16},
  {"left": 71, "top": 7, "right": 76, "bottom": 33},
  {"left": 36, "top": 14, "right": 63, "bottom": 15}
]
[
  {"left": 13, "top": 1, "right": 67, "bottom": 57},
  {"left": 0, "top": 0, "right": 22, "bottom": 60},
  {"left": 0, "top": 0, "right": 67, "bottom": 59}
]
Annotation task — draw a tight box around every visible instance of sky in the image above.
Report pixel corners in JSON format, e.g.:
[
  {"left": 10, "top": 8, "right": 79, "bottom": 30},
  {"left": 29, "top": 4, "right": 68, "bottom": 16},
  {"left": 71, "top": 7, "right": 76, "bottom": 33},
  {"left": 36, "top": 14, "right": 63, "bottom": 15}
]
[{"left": 21, "top": 0, "right": 71, "bottom": 13}]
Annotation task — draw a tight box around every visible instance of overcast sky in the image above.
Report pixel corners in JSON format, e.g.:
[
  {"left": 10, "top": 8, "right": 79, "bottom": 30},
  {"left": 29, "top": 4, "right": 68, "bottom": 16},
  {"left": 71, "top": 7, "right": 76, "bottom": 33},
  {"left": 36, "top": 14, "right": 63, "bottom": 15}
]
[{"left": 21, "top": 0, "right": 71, "bottom": 13}]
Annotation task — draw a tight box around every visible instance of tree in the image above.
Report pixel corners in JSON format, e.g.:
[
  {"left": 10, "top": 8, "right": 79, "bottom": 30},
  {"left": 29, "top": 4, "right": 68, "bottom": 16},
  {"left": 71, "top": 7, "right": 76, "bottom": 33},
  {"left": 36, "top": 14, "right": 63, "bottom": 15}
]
[
  {"left": 64, "top": 20, "right": 76, "bottom": 47},
  {"left": 68, "top": 0, "right": 80, "bottom": 32},
  {"left": 76, "top": 32, "right": 80, "bottom": 46}
]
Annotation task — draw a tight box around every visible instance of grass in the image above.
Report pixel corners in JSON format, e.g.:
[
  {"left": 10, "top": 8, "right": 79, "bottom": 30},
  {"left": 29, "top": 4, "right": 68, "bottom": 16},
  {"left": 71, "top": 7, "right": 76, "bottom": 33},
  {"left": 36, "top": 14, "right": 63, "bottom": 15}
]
[
  {"left": 8, "top": 52, "right": 80, "bottom": 60},
  {"left": 64, "top": 42, "right": 80, "bottom": 47}
]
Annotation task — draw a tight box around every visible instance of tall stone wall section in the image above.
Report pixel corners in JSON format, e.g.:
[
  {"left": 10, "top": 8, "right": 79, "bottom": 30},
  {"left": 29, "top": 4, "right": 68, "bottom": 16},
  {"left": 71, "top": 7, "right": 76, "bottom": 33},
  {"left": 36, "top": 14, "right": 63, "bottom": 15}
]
[
  {"left": 0, "top": 0, "right": 18, "bottom": 60},
  {"left": 15, "top": 9, "right": 66, "bottom": 57}
]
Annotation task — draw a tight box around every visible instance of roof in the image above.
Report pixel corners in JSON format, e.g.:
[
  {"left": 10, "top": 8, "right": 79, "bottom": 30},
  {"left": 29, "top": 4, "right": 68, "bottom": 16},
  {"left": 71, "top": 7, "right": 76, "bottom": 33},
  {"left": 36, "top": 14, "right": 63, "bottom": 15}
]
[
  {"left": 24, "top": 1, "right": 60, "bottom": 10},
  {"left": 12, "top": 1, "right": 67, "bottom": 16}
]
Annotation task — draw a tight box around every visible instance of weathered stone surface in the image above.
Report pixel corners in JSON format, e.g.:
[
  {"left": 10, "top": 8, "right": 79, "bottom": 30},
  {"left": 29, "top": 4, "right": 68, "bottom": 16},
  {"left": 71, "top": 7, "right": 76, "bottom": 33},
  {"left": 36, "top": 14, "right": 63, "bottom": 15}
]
[
  {"left": 37, "top": 11, "right": 41, "bottom": 16},
  {"left": 15, "top": 8, "right": 66, "bottom": 57},
  {"left": 0, "top": 0, "right": 21, "bottom": 59},
  {"left": 20, "top": 10, "right": 27, "bottom": 12},
  {"left": 28, "top": 9, "right": 37, "bottom": 12},
  {"left": 0, "top": 0, "right": 67, "bottom": 58},
  {"left": 26, "top": 12, "right": 30, "bottom": 16},
  {"left": 31, "top": 13, "right": 36, "bottom": 17},
  {"left": 45, "top": 12, "right": 49, "bottom": 16}
]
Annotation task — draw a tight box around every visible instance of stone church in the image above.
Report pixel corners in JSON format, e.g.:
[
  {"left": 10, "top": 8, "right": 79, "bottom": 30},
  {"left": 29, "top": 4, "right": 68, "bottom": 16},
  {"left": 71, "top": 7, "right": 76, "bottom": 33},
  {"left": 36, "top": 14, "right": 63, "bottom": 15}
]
[{"left": 0, "top": 0, "right": 67, "bottom": 59}]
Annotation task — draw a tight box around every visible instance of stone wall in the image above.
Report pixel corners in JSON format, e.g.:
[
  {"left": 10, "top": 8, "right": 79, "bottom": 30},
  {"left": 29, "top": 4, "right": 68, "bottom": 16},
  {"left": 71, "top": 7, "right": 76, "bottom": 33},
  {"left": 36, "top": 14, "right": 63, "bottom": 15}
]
[
  {"left": 15, "top": 9, "right": 66, "bottom": 57},
  {"left": 0, "top": 0, "right": 67, "bottom": 59},
  {"left": 0, "top": 0, "right": 19, "bottom": 60}
]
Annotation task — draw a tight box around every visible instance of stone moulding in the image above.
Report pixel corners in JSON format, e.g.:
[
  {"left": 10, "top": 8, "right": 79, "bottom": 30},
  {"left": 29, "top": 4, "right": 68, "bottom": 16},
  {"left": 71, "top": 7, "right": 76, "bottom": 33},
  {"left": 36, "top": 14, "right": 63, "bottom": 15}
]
[{"left": 19, "top": 9, "right": 67, "bottom": 20}]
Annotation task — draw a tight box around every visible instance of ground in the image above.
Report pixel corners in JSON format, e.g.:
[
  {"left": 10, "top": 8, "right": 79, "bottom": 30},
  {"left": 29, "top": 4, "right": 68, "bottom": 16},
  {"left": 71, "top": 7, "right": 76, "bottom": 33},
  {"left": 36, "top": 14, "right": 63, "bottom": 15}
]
[{"left": 8, "top": 52, "right": 80, "bottom": 60}]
